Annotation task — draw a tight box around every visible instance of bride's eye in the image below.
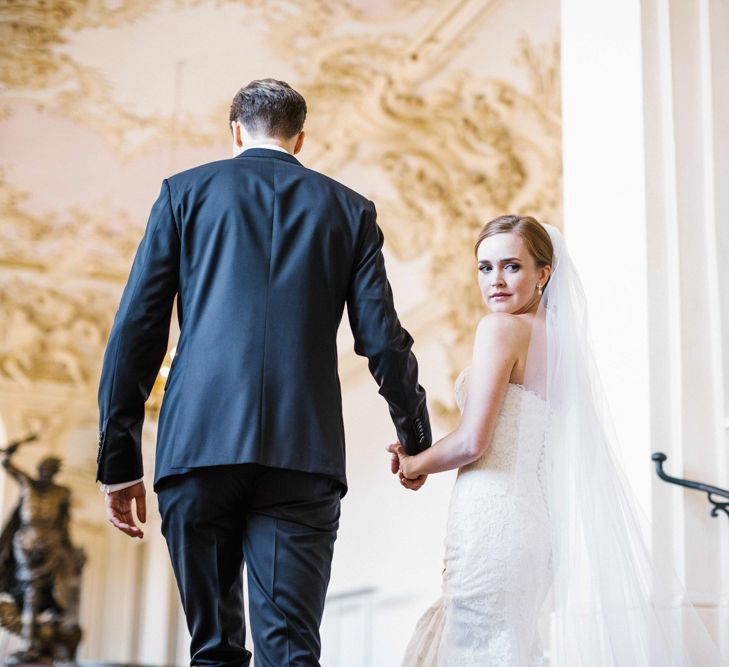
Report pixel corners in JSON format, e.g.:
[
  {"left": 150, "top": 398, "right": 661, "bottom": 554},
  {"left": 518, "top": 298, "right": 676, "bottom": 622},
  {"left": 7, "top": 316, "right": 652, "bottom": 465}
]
[
  {"left": 506, "top": 264, "right": 520, "bottom": 272},
  {"left": 478, "top": 264, "right": 491, "bottom": 273}
]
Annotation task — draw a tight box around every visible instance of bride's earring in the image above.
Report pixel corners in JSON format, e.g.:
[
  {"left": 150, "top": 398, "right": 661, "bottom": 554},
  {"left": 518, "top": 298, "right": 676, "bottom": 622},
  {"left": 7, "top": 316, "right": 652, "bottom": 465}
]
[{"left": 537, "top": 283, "right": 543, "bottom": 295}]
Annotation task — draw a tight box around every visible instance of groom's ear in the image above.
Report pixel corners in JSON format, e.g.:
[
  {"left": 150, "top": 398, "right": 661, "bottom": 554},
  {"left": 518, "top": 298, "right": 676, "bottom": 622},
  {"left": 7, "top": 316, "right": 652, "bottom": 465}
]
[
  {"left": 231, "top": 121, "right": 244, "bottom": 149},
  {"left": 293, "top": 131, "right": 305, "bottom": 155}
]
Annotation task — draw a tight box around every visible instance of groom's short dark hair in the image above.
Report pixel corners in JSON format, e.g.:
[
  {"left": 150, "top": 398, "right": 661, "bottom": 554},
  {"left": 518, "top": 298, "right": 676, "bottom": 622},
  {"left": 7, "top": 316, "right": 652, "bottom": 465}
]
[{"left": 229, "top": 79, "right": 307, "bottom": 139}]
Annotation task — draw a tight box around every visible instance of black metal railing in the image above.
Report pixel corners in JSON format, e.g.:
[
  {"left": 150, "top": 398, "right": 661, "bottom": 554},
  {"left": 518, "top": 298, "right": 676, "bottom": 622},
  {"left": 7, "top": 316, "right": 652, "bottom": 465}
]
[{"left": 652, "top": 452, "right": 729, "bottom": 520}]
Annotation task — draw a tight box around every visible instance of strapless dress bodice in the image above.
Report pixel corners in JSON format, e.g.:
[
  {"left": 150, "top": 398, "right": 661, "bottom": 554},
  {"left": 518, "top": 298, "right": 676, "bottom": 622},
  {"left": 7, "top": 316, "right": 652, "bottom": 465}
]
[{"left": 454, "top": 367, "right": 547, "bottom": 488}]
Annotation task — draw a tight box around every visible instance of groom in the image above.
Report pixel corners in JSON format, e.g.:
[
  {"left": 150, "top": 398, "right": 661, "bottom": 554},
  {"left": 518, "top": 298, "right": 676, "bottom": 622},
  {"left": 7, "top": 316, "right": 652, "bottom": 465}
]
[{"left": 96, "top": 79, "right": 431, "bottom": 665}]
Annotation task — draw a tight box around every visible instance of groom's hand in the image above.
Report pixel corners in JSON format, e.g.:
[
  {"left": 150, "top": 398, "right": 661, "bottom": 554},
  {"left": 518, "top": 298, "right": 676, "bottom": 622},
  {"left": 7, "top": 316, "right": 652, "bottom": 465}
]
[{"left": 105, "top": 481, "right": 147, "bottom": 539}]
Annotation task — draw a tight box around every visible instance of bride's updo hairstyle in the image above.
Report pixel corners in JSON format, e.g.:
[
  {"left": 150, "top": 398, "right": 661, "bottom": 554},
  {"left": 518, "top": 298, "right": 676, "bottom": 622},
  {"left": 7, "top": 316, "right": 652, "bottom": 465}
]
[{"left": 474, "top": 215, "right": 553, "bottom": 280}]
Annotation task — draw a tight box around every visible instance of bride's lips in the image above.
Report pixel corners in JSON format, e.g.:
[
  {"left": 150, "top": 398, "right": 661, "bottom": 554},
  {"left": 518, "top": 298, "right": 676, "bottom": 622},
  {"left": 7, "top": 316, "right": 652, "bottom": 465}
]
[{"left": 490, "top": 292, "right": 511, "bottom": 300}]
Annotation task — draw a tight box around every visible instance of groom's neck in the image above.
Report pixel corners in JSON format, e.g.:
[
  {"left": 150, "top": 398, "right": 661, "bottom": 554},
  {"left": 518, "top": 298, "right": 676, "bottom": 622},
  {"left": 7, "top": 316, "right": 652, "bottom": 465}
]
[
  {"left": 231, "top": 121, "right": 305, "bottom": 157},
  {"left": 241, "top": 138, "right": 291, "bottom": 154}
]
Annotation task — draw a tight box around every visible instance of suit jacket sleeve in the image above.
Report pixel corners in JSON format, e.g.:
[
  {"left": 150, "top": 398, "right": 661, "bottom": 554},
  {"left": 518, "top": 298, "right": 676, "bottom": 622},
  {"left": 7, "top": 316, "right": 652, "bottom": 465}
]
[
  {"left": 346, "top": 201, "right": 431, "bottom": 455},
  {"left": 96, "top": 180, "right": 180, "bottom": 483}
]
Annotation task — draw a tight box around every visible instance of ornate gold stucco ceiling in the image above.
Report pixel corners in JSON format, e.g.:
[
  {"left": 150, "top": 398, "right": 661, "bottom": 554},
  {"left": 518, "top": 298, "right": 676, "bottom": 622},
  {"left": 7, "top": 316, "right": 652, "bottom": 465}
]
[{"left": 0, "top": 0, "right": 561, "bottom": 461}]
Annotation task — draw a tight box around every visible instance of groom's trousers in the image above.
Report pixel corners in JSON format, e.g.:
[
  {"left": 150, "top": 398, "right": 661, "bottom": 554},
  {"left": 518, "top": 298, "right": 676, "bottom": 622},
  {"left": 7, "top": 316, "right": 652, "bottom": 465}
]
[{"left": 157, "top": 463, "right": 341, "bottom": 666}]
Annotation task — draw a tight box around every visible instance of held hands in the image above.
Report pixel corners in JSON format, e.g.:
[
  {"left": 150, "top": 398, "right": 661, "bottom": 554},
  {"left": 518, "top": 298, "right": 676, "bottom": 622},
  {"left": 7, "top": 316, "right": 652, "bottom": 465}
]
[
  {"left": 105, "top": 481, "right": 147, "bottom": 539},
  {"left": 387, "top": 443, "right": 427, "bottom": 491}
]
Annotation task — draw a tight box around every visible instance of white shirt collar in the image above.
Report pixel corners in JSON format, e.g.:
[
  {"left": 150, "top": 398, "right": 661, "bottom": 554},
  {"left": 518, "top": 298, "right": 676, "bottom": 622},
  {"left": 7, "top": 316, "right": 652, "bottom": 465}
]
[{"left": 242, "top": 143, "right": 290, "bottom": 155}]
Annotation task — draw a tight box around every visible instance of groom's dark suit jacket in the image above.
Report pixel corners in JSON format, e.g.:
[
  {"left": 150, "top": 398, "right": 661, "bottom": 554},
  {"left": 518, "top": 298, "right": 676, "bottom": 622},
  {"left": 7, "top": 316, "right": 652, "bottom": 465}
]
[{"left": 96, "top": 148, "right": 431, "bottom": 493}]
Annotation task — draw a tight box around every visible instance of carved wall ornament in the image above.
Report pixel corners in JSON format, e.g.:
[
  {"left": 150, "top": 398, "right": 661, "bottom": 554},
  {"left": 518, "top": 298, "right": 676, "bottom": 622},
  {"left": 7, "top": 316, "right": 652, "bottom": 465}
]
[
  {"left": 0, "top": 0, "right": 222, "bottom": 155},
  {"left": 1, "top": 0, "right": 444, "bottom": 156},
  {"left": 0, "top": 176, "right": 144, "bottom": 281},
  {"left": 0, "top": 276, "right": 115, "bottom": 388}
]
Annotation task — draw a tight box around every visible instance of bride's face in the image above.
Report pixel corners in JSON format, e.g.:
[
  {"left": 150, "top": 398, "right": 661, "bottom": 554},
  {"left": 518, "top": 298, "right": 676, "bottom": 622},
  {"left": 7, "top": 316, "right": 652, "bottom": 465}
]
[{"left": 476, "top": 232, "right": 547, "bottom": 315}]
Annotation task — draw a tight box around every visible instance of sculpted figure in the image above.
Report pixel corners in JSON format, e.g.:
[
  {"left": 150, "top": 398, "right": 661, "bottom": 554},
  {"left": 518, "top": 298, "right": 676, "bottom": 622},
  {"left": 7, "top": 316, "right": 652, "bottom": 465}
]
[{"left": 0, "top": 440, "right": 84, "bottom": 663}]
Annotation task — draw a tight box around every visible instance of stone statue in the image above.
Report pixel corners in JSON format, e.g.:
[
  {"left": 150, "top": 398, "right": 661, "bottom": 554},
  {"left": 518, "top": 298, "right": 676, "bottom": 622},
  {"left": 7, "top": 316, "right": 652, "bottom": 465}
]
[{"left": 0, "top": 435, "right": 85, "bottom": 664}]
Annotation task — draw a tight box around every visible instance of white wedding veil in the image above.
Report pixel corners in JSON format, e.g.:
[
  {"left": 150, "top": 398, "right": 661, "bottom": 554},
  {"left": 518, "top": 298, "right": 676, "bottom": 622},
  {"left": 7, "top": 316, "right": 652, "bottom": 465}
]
[{"left": 520, "top": 224, "right": 721, "bottom": 665}]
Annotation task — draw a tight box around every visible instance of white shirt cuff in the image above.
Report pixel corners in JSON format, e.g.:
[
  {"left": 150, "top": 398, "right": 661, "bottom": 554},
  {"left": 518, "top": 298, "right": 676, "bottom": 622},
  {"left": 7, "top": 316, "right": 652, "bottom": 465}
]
[{"left": 100, "top": 477, "right": 143, "bottom": 493}]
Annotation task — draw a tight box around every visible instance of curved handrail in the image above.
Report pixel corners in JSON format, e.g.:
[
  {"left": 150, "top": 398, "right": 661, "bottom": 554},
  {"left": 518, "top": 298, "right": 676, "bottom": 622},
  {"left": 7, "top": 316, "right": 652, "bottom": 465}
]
[{"left": 652, "top": 452, "right": 729, "bottom": 520}]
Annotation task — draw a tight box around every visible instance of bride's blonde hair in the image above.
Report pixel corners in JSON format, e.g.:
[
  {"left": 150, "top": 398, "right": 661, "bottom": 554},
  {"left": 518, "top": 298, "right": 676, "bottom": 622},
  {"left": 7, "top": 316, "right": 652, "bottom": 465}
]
[{"left": 475, "top": 215, "right": 553, "bottom": 272}]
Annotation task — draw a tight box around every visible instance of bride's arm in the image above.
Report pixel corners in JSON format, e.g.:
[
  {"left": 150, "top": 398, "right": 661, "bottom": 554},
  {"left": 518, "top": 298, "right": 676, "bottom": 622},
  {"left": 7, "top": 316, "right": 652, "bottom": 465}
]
[{"left": 396, "top": 314, "right": 518, "bottom": 477}]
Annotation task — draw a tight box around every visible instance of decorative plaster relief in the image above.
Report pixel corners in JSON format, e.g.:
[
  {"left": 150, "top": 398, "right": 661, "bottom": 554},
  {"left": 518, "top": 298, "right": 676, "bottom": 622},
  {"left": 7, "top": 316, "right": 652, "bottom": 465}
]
[
  {"left": 1, "top": 0, "right": 442, "bottom": 156},
  {"left": 0, "top": 175, "right": 142, "bottom": 280},
  {"left": 0, "top": 275, "right": 114, "bottom": 387}
]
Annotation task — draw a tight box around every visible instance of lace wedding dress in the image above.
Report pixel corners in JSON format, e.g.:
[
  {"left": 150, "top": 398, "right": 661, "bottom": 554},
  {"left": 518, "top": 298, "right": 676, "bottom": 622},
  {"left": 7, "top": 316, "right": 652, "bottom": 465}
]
[{"left": 402, "top": 367, "right": 552, "bottom": 667}]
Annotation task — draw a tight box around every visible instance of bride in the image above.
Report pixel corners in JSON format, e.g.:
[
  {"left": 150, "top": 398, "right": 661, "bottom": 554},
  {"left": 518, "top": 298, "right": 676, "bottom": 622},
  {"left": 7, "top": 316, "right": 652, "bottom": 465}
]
[{"left": 389, "top": 215, "right": 720, "bottom": 666}]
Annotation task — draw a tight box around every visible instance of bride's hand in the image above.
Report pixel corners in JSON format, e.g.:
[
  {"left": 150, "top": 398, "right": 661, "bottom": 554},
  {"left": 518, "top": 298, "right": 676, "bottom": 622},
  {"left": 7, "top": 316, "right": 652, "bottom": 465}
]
[{"left": 387, "top": 443, "right": 427, "bottom": 490}]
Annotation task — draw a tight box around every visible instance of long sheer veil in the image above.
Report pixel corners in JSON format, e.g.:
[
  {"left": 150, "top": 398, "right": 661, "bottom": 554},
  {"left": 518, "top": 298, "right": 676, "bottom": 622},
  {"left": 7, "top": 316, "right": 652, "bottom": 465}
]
[{"left": 520, "top": 224, "right": 721, "bottom": 665}]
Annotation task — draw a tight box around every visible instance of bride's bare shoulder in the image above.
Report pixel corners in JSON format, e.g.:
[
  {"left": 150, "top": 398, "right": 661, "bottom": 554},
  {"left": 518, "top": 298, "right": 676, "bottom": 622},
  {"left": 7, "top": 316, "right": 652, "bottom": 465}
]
[
  {"left": 476, "top": 312, "right": 527, "bottom": 334},
  {"left": 474, "top": 313, "right": 531, "bottom": 351}
]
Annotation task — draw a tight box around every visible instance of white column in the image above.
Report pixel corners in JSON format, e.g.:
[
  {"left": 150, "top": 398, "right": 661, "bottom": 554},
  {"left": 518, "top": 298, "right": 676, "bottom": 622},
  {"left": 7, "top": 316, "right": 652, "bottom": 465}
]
[
  {"left": 76, "top": 526, "right": 142, "bottom": 661},
  {"left": 708, "top": 0, "right": 729, "bottom": 650},
  {"left": 641, "top": 0, "right": 728, "bottom": 649},
  {"left": 562, "top": 0, "right": 729, "bottom": 655}
]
